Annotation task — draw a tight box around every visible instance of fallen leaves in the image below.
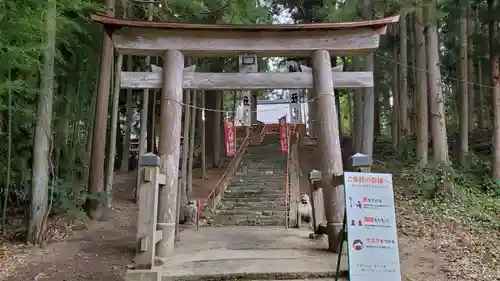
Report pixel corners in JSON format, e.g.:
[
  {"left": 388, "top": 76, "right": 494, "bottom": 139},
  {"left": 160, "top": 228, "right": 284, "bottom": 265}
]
[{"left": 394, "top": 174, "right": 500, "bottom": 281}]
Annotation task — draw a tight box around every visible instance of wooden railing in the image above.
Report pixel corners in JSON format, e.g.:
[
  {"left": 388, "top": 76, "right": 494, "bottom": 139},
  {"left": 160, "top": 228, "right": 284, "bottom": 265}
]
[
  {"left": 135, "top": 154, "right": 165, "bottom": 269},
  {"left": 197, "top": 131, "right": 252, "bottom": 219}
]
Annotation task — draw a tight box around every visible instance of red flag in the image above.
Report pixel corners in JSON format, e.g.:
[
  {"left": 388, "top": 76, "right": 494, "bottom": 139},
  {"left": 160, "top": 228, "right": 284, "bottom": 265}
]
[
  {"left": 279, "top": 116, "right": 288, "bottom": 154},
  {"left": 224, "top": 119, "right": 236, "bottom": 156}
]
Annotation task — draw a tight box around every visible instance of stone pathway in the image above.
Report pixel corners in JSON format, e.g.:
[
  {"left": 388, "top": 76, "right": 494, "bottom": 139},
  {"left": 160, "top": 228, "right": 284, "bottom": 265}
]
[{"left": 128, "top": 226, "right": 348, "bottom": 281}]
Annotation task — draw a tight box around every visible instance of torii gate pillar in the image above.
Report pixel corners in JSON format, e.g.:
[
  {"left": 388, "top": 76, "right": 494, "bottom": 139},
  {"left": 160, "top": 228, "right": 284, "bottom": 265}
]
[
  {"left": 311, "top": 50, "right": 345, "bottom": 253},
  {"left": 156, "top": 49, "right": 184, "bottom": 257}
]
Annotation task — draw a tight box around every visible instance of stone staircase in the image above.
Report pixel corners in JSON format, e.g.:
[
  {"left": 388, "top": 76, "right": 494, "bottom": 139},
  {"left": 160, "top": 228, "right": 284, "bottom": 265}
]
[{"left": 206, "top": 135, "right": 287, "bottom": 226}]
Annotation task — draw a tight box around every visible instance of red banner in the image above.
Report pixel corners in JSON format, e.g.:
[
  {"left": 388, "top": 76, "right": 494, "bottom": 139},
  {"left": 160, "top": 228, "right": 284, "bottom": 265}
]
[
  {"left": 279, "top": 116, "right": 288, "bottom": 155},
  {"left": 224, "top": 119, "right": 236, "bottom": 157}
]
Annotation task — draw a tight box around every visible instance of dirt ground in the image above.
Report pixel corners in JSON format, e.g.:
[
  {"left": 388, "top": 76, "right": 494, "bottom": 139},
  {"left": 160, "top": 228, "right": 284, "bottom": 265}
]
[
  {"left": 0, "top": 163, "right": 230, "bottom": 281},
  {"left": 0, "top": 152, "right": 497, "bottom": 281}
]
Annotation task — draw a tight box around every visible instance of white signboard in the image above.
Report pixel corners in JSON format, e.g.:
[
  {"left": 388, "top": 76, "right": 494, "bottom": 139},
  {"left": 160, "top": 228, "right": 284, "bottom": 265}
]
[
  {"left": 344, "top": 172, "right": 401, "bottom": 281},
  {"left": 240, "top": 90, "right": 251, "bottom": 126},
  {"left": 289, "top": 91, "right": 302, "bottom": 124}
]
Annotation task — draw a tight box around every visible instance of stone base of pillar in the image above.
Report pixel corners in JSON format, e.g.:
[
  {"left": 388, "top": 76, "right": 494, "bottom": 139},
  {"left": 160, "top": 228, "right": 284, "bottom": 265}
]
[{"left": 326, "top": 222, "right": 343, "bottom": 253}]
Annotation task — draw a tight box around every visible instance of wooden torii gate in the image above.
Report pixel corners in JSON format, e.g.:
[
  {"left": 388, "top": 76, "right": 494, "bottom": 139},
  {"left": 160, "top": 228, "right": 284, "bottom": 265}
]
[{"left": 89, "top": 14, "right": 399, "bottom": 256}]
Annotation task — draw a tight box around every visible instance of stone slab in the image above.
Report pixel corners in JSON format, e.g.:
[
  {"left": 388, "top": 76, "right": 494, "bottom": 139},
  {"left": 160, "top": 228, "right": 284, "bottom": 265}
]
[{"left": 150, "top": 227, "right": 348, "bottom": 280}]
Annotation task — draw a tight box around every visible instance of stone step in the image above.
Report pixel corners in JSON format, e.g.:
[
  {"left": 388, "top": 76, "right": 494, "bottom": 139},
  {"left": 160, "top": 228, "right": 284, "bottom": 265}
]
[
  {"left": 227, "top": 183, "right": 285, "bottom": 189},
  {"left": 217, "top": 204, "right": 287, "bottom": 211},
  {"left": 220, "top": 197, "right": 285, "bottom": 203},
  {"left": 229, "top": 183, "right": 284, "bottom": 187},
  {"left": 206, "top": 215, "right": 286, "bottom": 226},
  {"left": 239, "top": 163, "right": 285, "bottom": 170},
  {"left": 226, "top": 188, "right": 285, "bottom": 194},
  {"left": 216, "top": 208, "right": 286, "bottom": 215},
  {"left": 226, "top": 186, "right": 284, "bottom": 191},
  {"left": 231, "top": 175, "right": 285, "bottom": 179},
  {"left": 219, "top": 201, "right": 287, "bottom": 209},
  {"left": 236, "top": 173, "right": 285, "bottom": 177},
  {"left": 237, "top": 167, "right": 285, "bottom": 171},
  {"left": 225, "top": 191, "right": 285, "bottom": 196}
]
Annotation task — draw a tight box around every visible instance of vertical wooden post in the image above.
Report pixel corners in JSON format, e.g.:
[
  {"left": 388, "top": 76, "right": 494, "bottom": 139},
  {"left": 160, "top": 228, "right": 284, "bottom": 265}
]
[
  {"left": 105, "top": 53, "right": 123, "bottom": 208},
  {"left": 307, "top": 88, "right": 317, "bottom": 138},
  {"left": 308, "top": 169, "right": 326, "bottom": 235},
  {"left": 157, "top": 50, "right": 184, "bottom": 257},
  {"left": 121, "top": 55, "right": 134, "bottom": 172},
  {"left": 137, "top": 76, "right": 151, "bottom": 201},
  {"left": 187, "top": 90, "right": 197, "bottom": 197},
  {"left": 135, "top": 153, "right": 161, "bottom": 269},
  {"left": 353, "top": 57, "right": 364, "bottom": 152},
  {"left": 147, "top": 91, "right": 156, "bottom": 152},
  {"left": 213, "top": 91, "right": 222, "bottom": 167},
  {"left": 86, "top": 27, "right": 114, "bottom": 220},
  {"left": 177, "top": 89, "right": 191, "bottom": 237},
  {"left": 200, "top": 91, "right": 207, "bottom": 179},
  {"left": 311, "top": 50, "right": 344, "bottom": 253},
  {"left": 137, "top": 4, "right": 154, "bottom": 193}
]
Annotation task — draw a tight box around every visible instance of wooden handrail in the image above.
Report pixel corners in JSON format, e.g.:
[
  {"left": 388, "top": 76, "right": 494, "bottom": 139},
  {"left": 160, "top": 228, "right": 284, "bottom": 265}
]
[{"left": 259, "top": 124, "right": 268, "bottom": 143}]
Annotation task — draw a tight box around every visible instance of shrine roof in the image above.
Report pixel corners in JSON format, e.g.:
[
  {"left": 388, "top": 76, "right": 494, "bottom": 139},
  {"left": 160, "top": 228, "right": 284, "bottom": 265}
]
[{"left": 91, "top": 14, "right": 399, "bottom": 34}]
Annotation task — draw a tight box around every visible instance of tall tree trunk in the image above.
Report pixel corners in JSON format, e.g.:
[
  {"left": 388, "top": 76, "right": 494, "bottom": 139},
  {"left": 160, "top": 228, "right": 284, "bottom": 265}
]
[
  {"left": 415, "top": 8, "right": 429, "bottom": 167},
  {"left": 478, "top": 59, "right": 486, "bottom": 130},
  {"left": 360, "top": 0, "right": 375, "bottom": 158},
  {"left": 178, "top": 90, "right": 191, "bottom": 231},
  {"left": 459, "top": 1, "right": 469, "bottom": 166},
  {"left": 336, "top": 92, "right": 342, "bottom": 136},
  {"left": 200, "top": 91, "right": 207, "bottom": 179},
  {"left": 347, "top": 92, "right": 353, "bottom": 136},
  {"left": 105, "top": 54, "right": 123, "bottom": 207},
  {"left": 147, "top": 91, "right": 156, "bottom": 152},
  {"left": 213, "top": 91, "right": 222, "bottom": 167},
  {"left": 27, "top": 0, "right": 57, "bottom": 244},
  {"left": 467, "top": 4, "right": 475, "bottom": 133},
  {"left": 391, "top": 38, "right": 400, "bottom": 150},
  {"left": 399, "top": 15, "right": 410, "bottom": 144},
  {"left": 120, "top": 56, "right": 134, "bottom": 172},
  {"left": 489, "top": 0, "right": 500, "bottom": 179},
  {"left": 187, "top": 91, "right": 197, "bottom": 198},
  {"left": 407, "top": 15, "right": 416, "bottom": 137},
  {"left": 426, "top": 2, "right": 451, "bottom": 180},
  {"left": 353, "top": 57, "right": 363, "bottom": 152}
]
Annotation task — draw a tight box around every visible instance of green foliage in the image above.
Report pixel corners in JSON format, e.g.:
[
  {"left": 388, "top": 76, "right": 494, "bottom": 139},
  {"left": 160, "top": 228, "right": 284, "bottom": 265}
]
[
  {"left": 0, "top": 0, "right": 104, "bottom": 232},
  {"left": 377, "top": 147, "right": 500, "bottom": 230}
]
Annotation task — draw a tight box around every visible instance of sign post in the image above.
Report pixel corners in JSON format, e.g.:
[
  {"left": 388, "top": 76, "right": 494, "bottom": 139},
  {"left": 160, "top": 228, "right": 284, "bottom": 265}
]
[
  {"left": 289, "top": 91, "right": 302, "bottom": 124},
  {"left": 238, "top": 53, "right": 258, "bottom": 127},
  {"left": 335, "top": 153, "right": 401, "bottom": 281}
]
